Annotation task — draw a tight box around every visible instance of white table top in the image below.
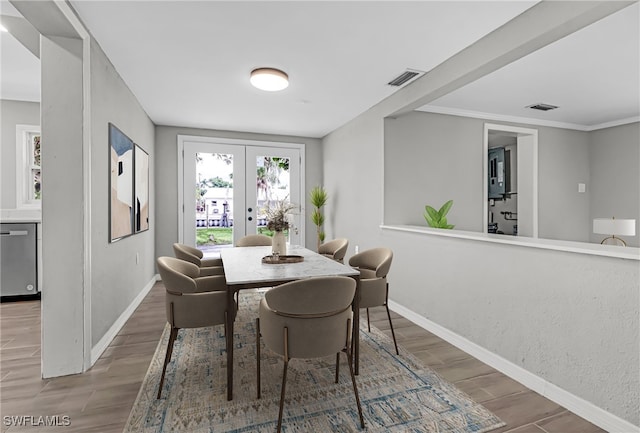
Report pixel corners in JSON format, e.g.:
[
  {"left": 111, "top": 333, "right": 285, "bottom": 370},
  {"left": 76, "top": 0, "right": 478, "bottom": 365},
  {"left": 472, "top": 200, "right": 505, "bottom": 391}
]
[{"left": 220, "top": 245, "right": 359, "bottom": 286}]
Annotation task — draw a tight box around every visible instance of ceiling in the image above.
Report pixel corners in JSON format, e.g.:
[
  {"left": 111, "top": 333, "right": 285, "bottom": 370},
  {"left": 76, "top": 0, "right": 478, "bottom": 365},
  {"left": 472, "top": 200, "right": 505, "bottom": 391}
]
[
  {"left": 1, "top": 1, "right": 638, "bottom": 138},
  {"left": 0, "top": 1, "right": 40, "bottom": 102},
  {"left": 419, "top": 1, "right": 640, "bottom": 130}
]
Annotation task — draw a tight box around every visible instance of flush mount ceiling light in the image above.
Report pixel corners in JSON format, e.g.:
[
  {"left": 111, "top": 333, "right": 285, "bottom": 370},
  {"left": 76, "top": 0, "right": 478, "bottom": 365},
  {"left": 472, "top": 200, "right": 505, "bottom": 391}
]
[{"left": 250, "top": 68, "right": 289, "bottom": 92}]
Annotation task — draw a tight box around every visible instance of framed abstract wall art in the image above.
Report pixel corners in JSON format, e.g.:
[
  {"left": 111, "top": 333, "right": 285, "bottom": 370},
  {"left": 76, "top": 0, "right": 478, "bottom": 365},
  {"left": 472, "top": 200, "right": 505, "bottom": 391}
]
[
  {"left": 134, "top": 144, "right": 150, "bottom": 233},
  {"left": 109, "top": 123, "right": 134, "bottom": 242}
]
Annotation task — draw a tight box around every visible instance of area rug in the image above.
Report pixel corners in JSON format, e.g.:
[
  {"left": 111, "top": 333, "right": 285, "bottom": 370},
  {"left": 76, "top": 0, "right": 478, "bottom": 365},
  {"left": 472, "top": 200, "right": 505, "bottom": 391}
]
[{"left": 124, "top": 291, "right": 505, "bottom": 433}]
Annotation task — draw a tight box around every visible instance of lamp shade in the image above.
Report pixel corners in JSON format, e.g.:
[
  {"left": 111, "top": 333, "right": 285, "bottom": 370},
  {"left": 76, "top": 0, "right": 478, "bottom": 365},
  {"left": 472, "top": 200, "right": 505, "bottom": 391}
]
[
  {"left": 593, "top": 218, "right": 636, "bottom": 236},
  {"left": 250, "top": 68, "right": 288, "bottom": 91}
]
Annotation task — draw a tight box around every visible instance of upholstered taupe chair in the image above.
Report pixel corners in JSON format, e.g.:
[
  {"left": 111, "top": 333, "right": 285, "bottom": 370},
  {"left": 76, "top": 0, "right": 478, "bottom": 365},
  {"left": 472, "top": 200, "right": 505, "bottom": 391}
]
[
  {"left": 236, "top": 234, "right": 273, "bottom": 247},
  {"left": 172, "top": 243, "right": 223, "bottom": 276},
  {"left": 318, "top": 238, "right": 349, "bottom": 263},
  {"left": 256, "top": 276, "right": 365, "bottom": 432},
  {"left": 348, "top": 247, "right": 398, "bottom": 355},
  {"left": 156, "top": 256, "right": 235, "bottom": 399}
]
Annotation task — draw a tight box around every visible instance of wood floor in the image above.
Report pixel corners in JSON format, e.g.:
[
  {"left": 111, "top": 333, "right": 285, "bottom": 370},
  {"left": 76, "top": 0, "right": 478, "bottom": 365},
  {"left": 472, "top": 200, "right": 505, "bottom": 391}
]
[{"left": 1, "top": 281, "right": 605, "bottom": 433}]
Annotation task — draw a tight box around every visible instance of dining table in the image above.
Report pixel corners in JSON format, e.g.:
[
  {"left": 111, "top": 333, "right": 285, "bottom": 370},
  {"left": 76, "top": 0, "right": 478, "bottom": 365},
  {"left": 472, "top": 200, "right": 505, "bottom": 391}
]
[{"left": 220, "top": 245, "right": 361, "bottom": 401}]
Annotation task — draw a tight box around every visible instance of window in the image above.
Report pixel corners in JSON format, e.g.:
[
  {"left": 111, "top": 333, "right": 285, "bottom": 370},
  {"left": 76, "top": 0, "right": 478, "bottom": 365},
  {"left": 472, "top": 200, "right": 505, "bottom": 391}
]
[{"left": 16, "top": 124, "right": 42, "bottom": 208}]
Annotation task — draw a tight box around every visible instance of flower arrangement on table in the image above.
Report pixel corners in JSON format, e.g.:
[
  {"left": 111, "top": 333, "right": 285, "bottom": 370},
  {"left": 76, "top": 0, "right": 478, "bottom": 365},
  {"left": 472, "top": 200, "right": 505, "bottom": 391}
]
[{"left": 264, "top": 199, "right": 297, "bottom": 233}]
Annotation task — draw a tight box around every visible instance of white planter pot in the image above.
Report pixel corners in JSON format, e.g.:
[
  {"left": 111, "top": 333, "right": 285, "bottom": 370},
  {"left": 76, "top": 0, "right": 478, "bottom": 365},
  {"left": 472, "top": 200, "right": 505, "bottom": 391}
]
[{"left": 272, "top": 231, "right": 287, "bottom": 256}]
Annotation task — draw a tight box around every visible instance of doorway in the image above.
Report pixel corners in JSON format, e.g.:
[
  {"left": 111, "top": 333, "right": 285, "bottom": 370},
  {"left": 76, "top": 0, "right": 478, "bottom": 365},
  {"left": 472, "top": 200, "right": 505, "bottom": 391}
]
[
  {"left": 178, "top": 136, "right": 305, "bottom": 254},
  {"left": 483, "top": 123, "right": 538, "bottom": 238}
]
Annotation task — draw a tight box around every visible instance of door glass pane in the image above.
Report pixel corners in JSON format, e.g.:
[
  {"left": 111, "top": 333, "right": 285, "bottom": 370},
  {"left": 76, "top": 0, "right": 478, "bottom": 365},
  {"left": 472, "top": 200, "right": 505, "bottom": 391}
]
[
  {"left": 195, "top": 152, "right": 234, "bottom": 253},
  {"left": 254, "top": 156, "right": 291, "bottom": 238}
]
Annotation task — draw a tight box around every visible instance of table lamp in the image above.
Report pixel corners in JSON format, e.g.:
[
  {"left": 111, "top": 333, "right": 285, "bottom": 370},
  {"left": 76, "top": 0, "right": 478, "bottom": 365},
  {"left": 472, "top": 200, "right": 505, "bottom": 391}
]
[{"left": 593, "top": 217, "right": 636, "bottom": 246}]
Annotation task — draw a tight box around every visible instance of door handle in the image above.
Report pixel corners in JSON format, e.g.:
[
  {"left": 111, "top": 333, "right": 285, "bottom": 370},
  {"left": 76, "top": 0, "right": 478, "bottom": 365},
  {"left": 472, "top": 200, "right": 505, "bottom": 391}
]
[{"left": 0, "top": 231, "right": 28, "bottom": 236}]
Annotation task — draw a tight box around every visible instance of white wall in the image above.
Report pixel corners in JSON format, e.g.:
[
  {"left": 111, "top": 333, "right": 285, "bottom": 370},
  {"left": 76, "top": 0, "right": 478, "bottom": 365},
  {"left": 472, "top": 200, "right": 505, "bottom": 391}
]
[
  {"left": 0, "top": 99, "right": 40, "bottom": 210},
  {"left": 154, "top": 126, "right": 323, "bottom": 259}
]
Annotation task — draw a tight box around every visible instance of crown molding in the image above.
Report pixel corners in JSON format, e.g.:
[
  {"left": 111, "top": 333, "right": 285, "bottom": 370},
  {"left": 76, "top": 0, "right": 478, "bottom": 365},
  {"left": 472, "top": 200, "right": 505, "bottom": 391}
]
[{"left": 416, "top": 105, "right": 639, "bottom": 132}]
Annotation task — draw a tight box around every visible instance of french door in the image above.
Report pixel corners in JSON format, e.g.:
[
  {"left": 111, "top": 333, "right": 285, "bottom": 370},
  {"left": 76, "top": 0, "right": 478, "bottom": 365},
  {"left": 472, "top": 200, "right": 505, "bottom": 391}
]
[{"left": 180, "top": 136, "right": 304, "bottom": 253}]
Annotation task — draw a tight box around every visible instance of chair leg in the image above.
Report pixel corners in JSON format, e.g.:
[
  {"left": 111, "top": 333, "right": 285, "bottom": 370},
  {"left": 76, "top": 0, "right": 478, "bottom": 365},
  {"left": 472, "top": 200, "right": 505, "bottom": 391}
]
[
  {"left": 256, "top": 318, "right": 261, "bottom": 399},
  {"left": 335, "top": 353, "right": 340, "bottom": 383},
  {"left": 344, "top": 318, "right": 365, "bottom": 429},
  {"left": 366, "top": 308, "right": 371, "bottom": 332},
  {"left": 277, "top": 327, "right": 290, "bottom": 433},
  {"left": 385, "top": 304, "right": 399, "bottom": 355},
  {"left": 157, "top": 326, "right": 179, "bottom": 399}
]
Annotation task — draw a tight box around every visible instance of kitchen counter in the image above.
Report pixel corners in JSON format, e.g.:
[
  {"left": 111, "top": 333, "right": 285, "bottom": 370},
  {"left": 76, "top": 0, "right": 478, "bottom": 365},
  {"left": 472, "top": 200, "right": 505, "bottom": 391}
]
[{"left": 0, "top": 209, "right": 41, "bottom": 223}]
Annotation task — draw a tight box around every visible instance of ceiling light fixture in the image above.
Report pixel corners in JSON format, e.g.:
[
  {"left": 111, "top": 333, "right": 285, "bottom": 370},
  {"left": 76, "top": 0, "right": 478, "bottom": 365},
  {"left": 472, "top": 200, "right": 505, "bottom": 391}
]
[
  {"left": 0, "top": 25, "right": 8, "bottom": 32},
  {"left": 250, "top": 68, "right": 289, "bottom": 92}
]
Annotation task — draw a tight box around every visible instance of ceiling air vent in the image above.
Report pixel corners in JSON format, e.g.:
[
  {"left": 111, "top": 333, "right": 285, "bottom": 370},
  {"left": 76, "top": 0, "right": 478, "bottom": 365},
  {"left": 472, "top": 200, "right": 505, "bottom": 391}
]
[
  {"left": 526, "top": 103, "right": 558, "bottom": 111},
  {"left": 388, "top": 69, "right": 422, "bottom": 87}
]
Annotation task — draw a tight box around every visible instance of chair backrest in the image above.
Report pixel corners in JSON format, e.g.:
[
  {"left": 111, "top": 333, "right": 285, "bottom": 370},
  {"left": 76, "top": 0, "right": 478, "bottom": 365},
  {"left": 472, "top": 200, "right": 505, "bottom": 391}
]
[
  {"left": 157, "top": 256, "right": 228, "bottom": 329},
  {"left": 260, "top": 276, "right": 356, "bottom": 359},
  {"left": 348, "top": 247, "right": 393, "bottom": 279},
  {"left": 173, "top": 243, "right": 203, "bottom": 266},
  {"left": 237, "top": 234, "right": 273, "bottom": 247},
  {"left": 318, "top": 238, "right": 349, "bottom": 262},
  {"left": 157, "top": 256, "right": 200, "bottom": 294}
]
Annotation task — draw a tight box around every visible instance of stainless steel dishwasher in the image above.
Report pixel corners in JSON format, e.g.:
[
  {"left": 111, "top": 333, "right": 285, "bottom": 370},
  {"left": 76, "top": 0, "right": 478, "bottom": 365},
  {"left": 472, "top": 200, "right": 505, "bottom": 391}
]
[{"left": 1, "top": 223, "right": 38, "bottom": 300}]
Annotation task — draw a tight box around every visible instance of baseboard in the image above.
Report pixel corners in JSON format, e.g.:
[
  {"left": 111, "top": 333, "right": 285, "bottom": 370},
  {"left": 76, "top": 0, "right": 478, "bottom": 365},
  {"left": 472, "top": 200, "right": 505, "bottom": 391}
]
[
  {"left": 388, "top": 300, "right": 639, "bottom": 433},
  {"left": 90, "top": 275, "right": 159, "bottom": 365}
]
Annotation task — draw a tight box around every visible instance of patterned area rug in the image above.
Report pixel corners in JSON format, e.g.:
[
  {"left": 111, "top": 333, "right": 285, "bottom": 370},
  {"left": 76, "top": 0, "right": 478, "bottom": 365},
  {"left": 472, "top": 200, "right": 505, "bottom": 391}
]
[{"left": 124, "top": 291, "right": 505, "bottom": 433}]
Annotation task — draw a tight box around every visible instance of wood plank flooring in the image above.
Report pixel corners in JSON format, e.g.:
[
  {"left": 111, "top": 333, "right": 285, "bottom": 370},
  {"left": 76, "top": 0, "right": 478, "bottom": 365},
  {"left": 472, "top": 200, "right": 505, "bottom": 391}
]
[{"left": 1, "top": 281, "right": 605, "bottom": 433}]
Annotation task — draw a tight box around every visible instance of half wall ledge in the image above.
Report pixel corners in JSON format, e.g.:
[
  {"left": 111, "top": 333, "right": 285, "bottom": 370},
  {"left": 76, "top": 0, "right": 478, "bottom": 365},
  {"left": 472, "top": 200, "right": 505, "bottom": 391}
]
[{"left": 380, "top": 225, "right": 640, "bottom": 261}]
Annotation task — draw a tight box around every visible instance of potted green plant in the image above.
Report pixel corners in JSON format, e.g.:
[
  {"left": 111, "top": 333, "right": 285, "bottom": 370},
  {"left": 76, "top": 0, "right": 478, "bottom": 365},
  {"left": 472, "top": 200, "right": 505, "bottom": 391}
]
[
  {"left": 424, "top": 200, "right": 455, "bottom": 229},
  {"left": 310, "top": 186, "right": 328, "bottom": 251}
]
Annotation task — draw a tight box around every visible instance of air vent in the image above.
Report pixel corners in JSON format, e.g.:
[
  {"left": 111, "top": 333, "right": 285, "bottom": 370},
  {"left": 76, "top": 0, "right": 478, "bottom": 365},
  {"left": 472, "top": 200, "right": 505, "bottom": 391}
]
[
  {"left": 388, "top": 69, "right": 422, "bottom": 87},
  {"left": 526, "top": 103, "right": 558, "bottom": 111}
]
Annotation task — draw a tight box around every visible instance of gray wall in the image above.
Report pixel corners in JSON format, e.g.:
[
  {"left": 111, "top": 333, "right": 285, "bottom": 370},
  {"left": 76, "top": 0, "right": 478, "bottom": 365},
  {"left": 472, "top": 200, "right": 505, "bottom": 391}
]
[
  {"left": 89, "top": 39, "right": 156, "bottom": 347},
  {"left": 323, "top": 36, "right": 639, "bottom": 433},
  {"left": 384, "top": 111, "right": 634, "bottom": 245},
  {"left": 383, "top": 112, "right": 484, "bottom": 232},
  {"left": 0, "top": 99, "right": 40, "bottom": 210},
  {"left": 326, "top": 109, "right": 639, "bottom": 426},
  {"left": 323, "top": 109, "right": 386, "bottom": 256},
  {"left": 381, "top": 229, "right": 639, "bottom": 426},
  {"left": 14, "top": 0, "right": 157, "bottom": 377},
  {"left": 154, "top": 126, "right": 322, "bottom": 260},
  {"left": 589, "top": 123, "right": 640, "bottom": 247},
  {"left": 537, "top": 126, "right": 591, "bottom": 243}
]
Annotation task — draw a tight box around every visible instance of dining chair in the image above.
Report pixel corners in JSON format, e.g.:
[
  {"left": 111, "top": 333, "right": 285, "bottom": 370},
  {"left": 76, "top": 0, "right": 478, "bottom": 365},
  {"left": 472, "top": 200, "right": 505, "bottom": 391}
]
[
  {"left": 348, "top": 247, "right": 398, "bottom": 355},
  {"left": 256, "top": 276, "right": 365, "bottom": 432},
  {"left": 318, "top": 238, "right": 349, "bottom": 263},
  {"left": 172, "top": 242, "right": 224, "bottom": 275},
  {"left": 236, "top": 234, "right": 273, "bottom": 247},
  {"left": 156, "top": 256, "right": 235, "bottom": 399},
  {"left": 235, "top": 234, "right": 274, "bottom": 305}
]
